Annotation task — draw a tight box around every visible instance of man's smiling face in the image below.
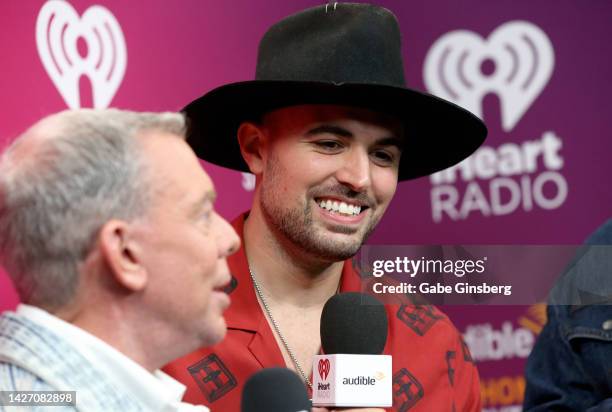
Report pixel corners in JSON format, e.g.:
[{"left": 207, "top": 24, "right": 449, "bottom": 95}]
[{"left": 257, "top": 104, "right": 403, "bottom": 261}]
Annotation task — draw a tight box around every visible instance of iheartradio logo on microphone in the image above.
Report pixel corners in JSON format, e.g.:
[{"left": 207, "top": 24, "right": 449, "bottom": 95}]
[
  {"left": 318, "top": 358, "right": 331, "bottom": 381},
  {"left": 36, "top": 0, "right": 127, "bottom": 109},
  {"left": 423, "top": 21, "right": 569, "bottom": 223}
]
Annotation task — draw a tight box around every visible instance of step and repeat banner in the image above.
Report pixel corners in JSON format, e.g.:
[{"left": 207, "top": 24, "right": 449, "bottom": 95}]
[{"left": 1, "top": 1, "right": 611, "bottom": 410}]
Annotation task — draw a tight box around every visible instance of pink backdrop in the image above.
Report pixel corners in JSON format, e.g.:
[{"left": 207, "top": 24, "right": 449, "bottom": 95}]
[{"left": 2, "top": 2, "right": 611, "bottom": 410}]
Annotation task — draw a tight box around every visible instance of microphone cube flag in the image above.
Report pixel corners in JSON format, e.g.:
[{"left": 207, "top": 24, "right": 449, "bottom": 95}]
[{"left": 312, "top": 354, "right": 392, "bottom": 408}]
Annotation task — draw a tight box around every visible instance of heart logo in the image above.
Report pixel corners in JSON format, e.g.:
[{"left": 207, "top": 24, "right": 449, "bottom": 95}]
[
  {"left": 318, "top": 358, "right": 330, "bottom": 381},
  {"left": 36, "top": 0, "right": 127, "bottom": 109},
  {"left": 424, "top": 21, "right": 554, "bottom": 132}
]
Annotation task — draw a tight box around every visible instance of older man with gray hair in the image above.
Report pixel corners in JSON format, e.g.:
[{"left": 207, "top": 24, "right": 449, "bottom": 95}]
[{"left": 0, "top": 109, "right": 239, "bottom": 411}]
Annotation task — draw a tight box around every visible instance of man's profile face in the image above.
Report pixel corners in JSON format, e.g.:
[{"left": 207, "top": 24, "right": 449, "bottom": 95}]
[
  {"left": 258, "top": 104, "right": 402, "bottom": 261},
  {"left": 132, "top": 132, "right": 239, "bottom": 347}
]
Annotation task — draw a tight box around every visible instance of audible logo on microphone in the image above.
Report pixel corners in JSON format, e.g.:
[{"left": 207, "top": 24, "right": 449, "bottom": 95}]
[
  {"left": 312, "top": 355, "right": 392, "bottom": 407},
  {"left": 343, "top": 376, "right": 376, "bottom": 385},
  {"left": 318, "top": 362, "right": 377, "bottom": 389}
]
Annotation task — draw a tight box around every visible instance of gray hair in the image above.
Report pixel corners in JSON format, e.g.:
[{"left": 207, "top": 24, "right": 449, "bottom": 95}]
[{"left": 0, "top": 109, "right": 186, "bottom": 309}]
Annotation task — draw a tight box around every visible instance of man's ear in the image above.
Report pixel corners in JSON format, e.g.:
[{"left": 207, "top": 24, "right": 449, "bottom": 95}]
[
  {"left": 98, "top": 220, "right": 147, "bottom": 292},
  {"left": 237, "top": 121, "right": 266, "bottom": 175}
]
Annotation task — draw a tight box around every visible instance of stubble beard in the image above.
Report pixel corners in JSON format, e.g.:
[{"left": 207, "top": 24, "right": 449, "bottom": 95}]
[{"left": 259, "top": 159, "right": 381, "bottom": 262}]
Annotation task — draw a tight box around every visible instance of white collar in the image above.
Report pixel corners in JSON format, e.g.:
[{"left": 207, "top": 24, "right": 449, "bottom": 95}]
[{"left": 17, "top": 304, "right": 208, "bottom": 412}]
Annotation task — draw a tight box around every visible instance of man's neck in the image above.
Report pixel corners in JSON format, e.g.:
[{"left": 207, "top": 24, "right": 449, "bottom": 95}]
[
  {"left": 243, "top": 207, "right": 344, "bottom": 308},
  {"left": 58, "top": 305, "right": 153, "bottom": 372},
  {"left": 57, "top": 296, "right": 192, "bottom": 373}
]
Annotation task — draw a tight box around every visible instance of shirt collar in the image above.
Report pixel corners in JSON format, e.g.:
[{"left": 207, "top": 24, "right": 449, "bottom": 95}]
[
  {"left": 223, "top": 213, "right": 265, "bottom": 332},
  {"left": 17, "top": 304, "right": 207, "bottom": 412}
]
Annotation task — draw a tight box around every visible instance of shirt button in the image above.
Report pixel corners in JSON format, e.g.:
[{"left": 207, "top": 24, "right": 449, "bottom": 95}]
[{"left": 603, "top": 320, "right": 612, "bottom": 330}]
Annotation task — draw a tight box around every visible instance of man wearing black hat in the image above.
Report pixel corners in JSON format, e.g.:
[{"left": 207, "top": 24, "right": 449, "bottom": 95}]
[{"left": 165, "top": 3, "right": 486, "bottom": 411}]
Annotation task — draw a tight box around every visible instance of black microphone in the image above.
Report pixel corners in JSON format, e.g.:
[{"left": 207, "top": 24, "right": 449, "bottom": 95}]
[
  {"left": 313, "top": 292, "right": 391, "bottom": 408},
  {"left": 241, "top": 367, "right": 310, "bottom": 412},
  {"left": 320, "top": 292, "right": 388, "bottom": 355}
]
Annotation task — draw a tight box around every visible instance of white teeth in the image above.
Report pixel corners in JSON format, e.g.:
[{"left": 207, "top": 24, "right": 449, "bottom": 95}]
[{"left": 317, "top": 199, "right": 362, "bottom": 216}]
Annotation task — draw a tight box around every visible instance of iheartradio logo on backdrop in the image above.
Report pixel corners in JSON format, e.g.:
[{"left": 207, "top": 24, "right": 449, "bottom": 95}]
[
  {"left": 36, "top": 0, "right": 127, "bottom": 109},
  {"left": 424, "top": 21, "right": 554, "bottom": 132},
  {"left": 424, "top": 22, "right": 569, "bottom": 223},
  {"left": 318, "top": 358, "right": 330, "bottom": 381}
]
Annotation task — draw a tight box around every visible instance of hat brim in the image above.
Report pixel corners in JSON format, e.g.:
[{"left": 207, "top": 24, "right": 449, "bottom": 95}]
[{"left": 184, "top": 81, "right": 487, "bottom": 181}]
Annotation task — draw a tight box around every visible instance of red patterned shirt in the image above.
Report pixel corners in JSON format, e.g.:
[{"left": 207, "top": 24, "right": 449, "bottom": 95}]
[{"left": 163, "top": 214, "right": 481, "bottom": 411}]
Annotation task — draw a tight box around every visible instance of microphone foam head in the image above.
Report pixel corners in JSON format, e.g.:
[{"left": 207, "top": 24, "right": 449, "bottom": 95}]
[
  {"left": 321, "top": 292, "right": 388, "bottom": 355},
  {"left": 241, "top": 367, "right": 310, "bottom": 412}
]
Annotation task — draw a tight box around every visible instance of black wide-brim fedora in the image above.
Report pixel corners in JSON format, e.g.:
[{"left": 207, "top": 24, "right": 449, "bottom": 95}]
[{"left": 184, "top": 3, "right": 487, "bottom": 181}]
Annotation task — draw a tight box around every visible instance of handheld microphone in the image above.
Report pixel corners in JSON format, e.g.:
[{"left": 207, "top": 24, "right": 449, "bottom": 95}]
[
  {"left": 312, "top": 292, "right": 392, "bottom": 408},
  {"left": 241, "top": 367, "right": 310, "bottom": 412}
]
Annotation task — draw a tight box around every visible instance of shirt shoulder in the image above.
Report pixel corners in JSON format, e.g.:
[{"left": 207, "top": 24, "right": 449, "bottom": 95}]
[
  {"left": 0, "top": 364, "right": 79, "bottom": 412},
  {"left": 0, "top": 361, "right": 58, "bottom": 391}
]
